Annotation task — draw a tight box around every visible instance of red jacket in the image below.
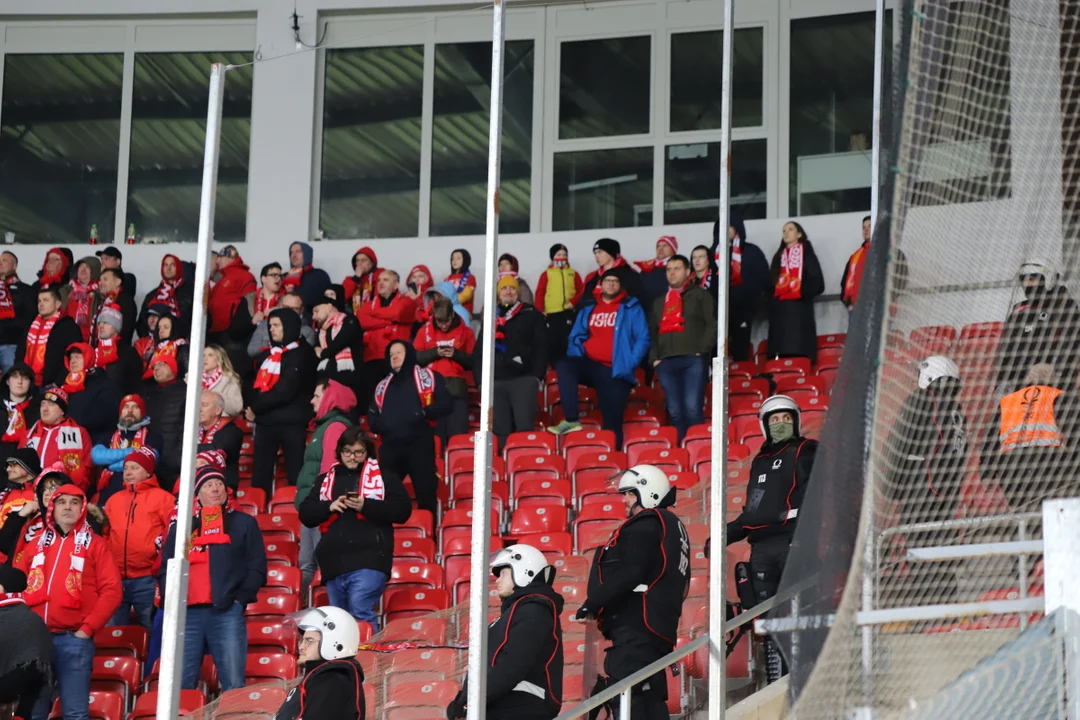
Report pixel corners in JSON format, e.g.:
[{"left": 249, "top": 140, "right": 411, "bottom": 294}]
[
  {"left": 209, "top": 259, "right": 257, "bottom": 333},
  {"left": 18, "top": 485, "right": 122, "bottom": 636},
  {"left": 103, "top": 476, "right": 175, "bottom": 579},
  {"left": 358, "top": 294, "right": 415, "bottom": 363},
  {"left": 21, "top": 418, "right": 93, "bottom": 491},
  {"left": 413, "top": 316, "right": 476, "bottom": 381},
  {"left": 0, "top": 482, "right": 35, "bottom": 533}
]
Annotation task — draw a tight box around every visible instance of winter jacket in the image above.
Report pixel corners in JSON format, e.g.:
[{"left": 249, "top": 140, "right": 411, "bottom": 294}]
[
  {"left": 247, "top": 318, "right": 317, "bottom": 358},
  {"left": 648, "top": 284, "right": 717, "bottom": 363},
  {"left": 367, "top": 343, "right": 453, "bottom": 442},
  {"left": 22, "top": 418, "right": 93, "bottom": 491},
  {"left": 138, "top": 256, "right": 195, "bottom": 337},
  {"left": 766, "top": 240, "right": 825, "bottom": 362},
  {"left": 536, "top": 265, "right": 584, "bottom": 315},
  {"left": 0, "top": 276, "right": 37, "bottom": 347},
  {"left": 0, "top": 599, "right": 53, "bottom": 687},
  {"left": 343, "top": 247, "right": 382, "bottom": 316},
  {"left": 288, "top": 261, "right": 332, "bottom": 315},
  {"left": 64, "top": 369, "right": 122, "bottom": 446},
  {"left": 446, "top": 249, "right": 477, "bottom": 314},
  {"left": 474, "top": 303, "right": 548, "bottom": 382},
  {"left": 568, "top": 295, "right": 650, "bottom": 384},
  {"left": 358, "top": 293, "right": 415, "bottom": 363},
  {"left": 91, "top": 420, "right": 163, "bottom": 505},
  {"left": 995, "top": 286, "right": 1080, "bottom": 391},
  {"left": 296, "top": 380, "right": 356, "bottom": 509},
  {"left": 103, "top": 475, "right": 175, "bottom": 579},
  {"left": 100, "top": 342, "right": 144, "bottom": 397},
  {"left": 710, "top": 226, "right": 771, "bottom": 336},
  {"left": 0, "top": 479, "right": 104, "bottom": 563},
  {"left": 246, "top": 309, "right": 317, "bottom": 427},
  {"left": 0, "top": 481, "right": 35, "bottom": 534},
  {"left": 143, "top": 380, "right": 188, "bottom": 491},
  {"left": 160, "top": 508, "right": 267, "bottom": 611},
  {"left": 20, "top": 314, "right": 82, "bottom": 388},
  {"left": 637, "top": 266, "right": 669, "bottom": 309},
  {"left": 197, "top": 419, "right": 244, "bottom": 489},
  {"left": 316, "top": 311, "right": 363, "bottom": 385},
  {"left": 414, "top": 314, "right": 476, "bottom": 398},
  {"left": 204, "top": 371, "right": 244, "bottom": 418},
  {"left": 275, "top": 658, "right": 366, "bottom": 720},
  {"left": 298, "top": 459, "right": 412, "bottom": 579},
  {"left": 208, "top": 258, "right": 257, "bottom": 334}
]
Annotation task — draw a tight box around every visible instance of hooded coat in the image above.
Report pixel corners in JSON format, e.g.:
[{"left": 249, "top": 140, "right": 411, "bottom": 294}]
[
  {"left": 246, "top": 308, "right": 317, "bottom": 427},
  {"left": 424, "top": 281, "right": 473, "bottom": 327},
  {"left": 103, "top": 474, "right": 176, "bottom": 579},
  {"left": 64, "top": 256, "right": 102, "bottom": 343},
  {"left": 367, "top": 342, "right": 453, "bottom": 442},
  {"left": 709, "top": 219, "right": 770, "bottom": 343},
  {"left": 295, "top": 380, "right": 357, "bottom": 509},
  {"left": 32, "top": 247, "right": 72, "bottom": 301},
  {"left": 138, "top": 254, "right": 195, "bottom": 338},
  {"left": 287, "top": 242, "right": 332, "bottom": 311},
  {"left": 766, "top": 238, "right": 825, "bottom": 362},
  {"left": 62, "top": 343, "right": 122, "bottom": 446},
  {"left": 208, "top": 256, "right": 257, "bottom": 335},
  {"left": 1, "top": 362, "right": 40, "bottom": 457},
  {"left": 343, "top": 247, "right": 382, "bottom": 316}
]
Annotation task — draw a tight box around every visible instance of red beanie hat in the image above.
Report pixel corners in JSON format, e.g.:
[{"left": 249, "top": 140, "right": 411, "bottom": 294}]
[
  {"left": 124, "top": 447, "right": 156, "bottom": 476},
  {"left": 120, "top": 393, "right": 146, "bottom": 416},
  {"left": 657, "top": 235, "right": 678, "bottom": 254}
]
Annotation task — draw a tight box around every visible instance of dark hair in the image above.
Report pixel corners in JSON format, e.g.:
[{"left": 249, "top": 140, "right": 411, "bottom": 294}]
[
  {"left": 862, "top": 215, "right": 872, "bottom": 224},
  {"left": 336, "top": 427, "right": 377, "bottom": 463},
  {"left": 37, "top": 286, "right": 62, "bottom": 302},
  {"left": 770, "top": 222, "right": 811, "bottom": 284},
  {"left": 101, "top": 267, "right": 124, "bottom": 284},
  {"left": 668, "top": 254, "right": 690, "bottom": 270},
  {"left": 431, "top": 295, "right": 454, "bottom": 322},
  {"left": 261, "top": 262, "right": 282, "bottom": 278},
  {"left": 2, "top": 251, "right": 18, "bottom": 264}
]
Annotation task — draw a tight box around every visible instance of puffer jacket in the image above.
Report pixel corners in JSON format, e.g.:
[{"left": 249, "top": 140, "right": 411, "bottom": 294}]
[{"left": 103, "top": 475, "right": 175, "bottom": 579}]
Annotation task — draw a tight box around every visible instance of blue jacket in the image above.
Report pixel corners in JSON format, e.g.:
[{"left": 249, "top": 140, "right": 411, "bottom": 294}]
[
  {"left": 427, "top": 281, "right": 472, "bottom": 326},
  {"left": 568, "top": 295, "right": 651, "bottom": 384}
]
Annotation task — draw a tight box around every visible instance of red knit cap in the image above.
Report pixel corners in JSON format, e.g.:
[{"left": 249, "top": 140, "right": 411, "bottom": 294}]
[
  {"left": 120, "top": 393, "right": 146, "bottom": 416},
  {"left": 124, "top": 447, "right": 156, "bottom": 476},
  {"left": 657, "top": 236, "right": 678, "bottom": 254}
]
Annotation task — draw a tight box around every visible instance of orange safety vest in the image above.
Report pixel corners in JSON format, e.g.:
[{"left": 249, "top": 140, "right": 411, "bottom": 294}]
[{"left": 998, "top": 385, "right": 1063, "bottom": 453}]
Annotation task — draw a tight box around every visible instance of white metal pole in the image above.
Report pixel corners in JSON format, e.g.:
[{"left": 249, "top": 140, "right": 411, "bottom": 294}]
[
  {"left": 707, "top": 0, "right": 735, "bottom": 717},
  {"left": 156, "top": 62, "right": 225, "bottom": 720},
  {"left": 466, "top": 4, "right": 506, "bottom": 720},
  {"left": 869, "top": 0, "right": 886, "bottom": 224},
  {"left": 1041, "top": 498, "right": 1080, "bottom": 720}
]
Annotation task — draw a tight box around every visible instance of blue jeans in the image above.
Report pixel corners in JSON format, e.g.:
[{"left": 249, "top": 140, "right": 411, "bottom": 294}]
[
  {"left": 109, "top": 575, "right": 158, "bottom": 629},
  {"left": 326, "top": 568, "right": 388, "bottom": 630},
  {"left": 556, "top": 356, "right": 633, "bottom": 448},
  {"left": 0, "top": 344, "right": 16, "bottom": 374},
  {"left": 31, "top": 633, "right": 94, "bottom": 720},
  {"left": 655, "top": 355, "right": 708, "bottom": 441},
  {"left": 182, "top": 603, "right": 247, "bottom": 692}
]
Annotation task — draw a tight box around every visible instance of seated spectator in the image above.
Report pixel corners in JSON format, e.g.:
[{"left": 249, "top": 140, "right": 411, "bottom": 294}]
[
  {"left": 1, "top": 362, "right": 39, "bottom": 456},
  {"left": 253, "top": 262, "right": 285, "bottom": 327},
  {"left": 634, "top": 235, "right": 679, "bottom": 306},
  {"left": 0, "top": 448, "right": 41, "bottom": 532},
  {"left": 25, "top": 287, "right": 82, "bottom": 388},
  {"left": 284, "top": 241, "right": 331, "bottom": 312},
  {"left": 245, "top": 308, "right": 317, "bottom": 495},
  {"left": 445, "top": 248, "right": 477, "bottom": 315},
  {"left": 313, "top": 288, "right": 363, "bottom": 393},
  {"left": 295, "top": 379, "right": 356, "bottom": 590},
  {"left": 65, "top": 256, "right": 101, "bottom": 343},
  {"left": 299, "top": 427, "right": 411, "bottom": 628},
  {"left": 498, "top": 253, "right": 534, "bottom": 305},
  {"left": 197, "top": 392, "right": 243, "bottom": 489},
  {"left": 92, "top": 394, "right": 163, "bottom": 506},
  {"left": 93, "top": 268, "right": 137, "bottom": 345},
  {"left": 768, "top": 222, "right": 824, "bottom": 363},
  {"left": 22, "top": 390, "right": 93, "bottom": 491},
  {"left": 0, "top": 250, "right": 37, "bottom": 375},
  {"left": 369, "top": 341, "right": 452, "bottom": 515},
  {"left": 60, "top": 343, "right": 121, "bottom": 446},
  {"left": 549, "top": 270, "right": 650, "bottom": 448},
  {"left": 208, "top": 245, "right": 257, "bottom": 379},
  {"left": 415, "top": 295, "right": 475, "bottom": 446},
  {"left": 580, "top": 238, "right": 644, "bottom": 306},
  {"left": 358, "top": 270, "right": 416, "bottom": 412},
  {"left": 202, "top": 345, "right": 244, "bottom": 417},
  {"left": 159, "top": 467, "right": 266, "bottom": 693},
  {"left": 343, "top": 246, "right": 381, "bottom": 316},
  {"left": 474, "top": 276, "right": 547, "bottom": 446},
  {"left": 19, "top": 482, "right": 121, "bottom": 720},
  {"left": 103, "top": 448, "right": 174, "bottom": 630},
  {"left": 0, "top": 565, "right": 53, "bottom": 720},
  {"left": 535, "top": 243, "right": 584, "bottom": 361},
  {"left": 404, "top": 264, "right": 435, "bottom": 327},
  {"left": 421, "top": 281, "right": 472, "bottom": 328},
  {"left": 95, "top": 246, "right": 137, "bottom": 299},
  {"left": 32, "top": 248, "right": 72, "bottom": 298},
  {"left": 141, "top": 312, "right": 189, "bottom": 380},
  {"left": 94, "top": 305, "right": 141, "bottom": 395},
  {"left": 710, "top": 216, "right": 770, "bottom": 361},
  {"left": 144, "top": 355, "right": 187, "bottom": 492},
  {"left": 248, "top": 291, "right": 317, "bottom": 358},
  {"left": 274, "top": 606, "right": 366, "bottom": 720},
  {"left": 139, "top": 254, "right": 193, "bottom": 338}
]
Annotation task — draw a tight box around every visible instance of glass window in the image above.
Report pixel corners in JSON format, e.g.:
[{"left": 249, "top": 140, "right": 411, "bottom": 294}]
[
  {"left": 559, "top": 36, "right": 651, "bottom": 140},
  {"left": 670, "top": 28, "right": 764, "bottom": 132},
  {"left": 320, "top": 45, "right": 425, "bottom": 239},
  {"left": 127, "top": 53, "right": 253, "bottom": 243},
  {"left": 0, "top": 53, "right": 123, "bottom": 244},
  {"left": 430, "top": 40, "right": 534, "bottom": 236},
  {"left": 552, "top": 147, "right": 653, "bottom": 230},
  {"left": 664, "top": 139, "right": 767, "bottom": 224},
  {"left": 789, "top": 13, "right": 890, "bottom": 216}
]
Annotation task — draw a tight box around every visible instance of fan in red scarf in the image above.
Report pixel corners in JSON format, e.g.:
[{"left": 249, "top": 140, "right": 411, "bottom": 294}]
[
  {"left": 0, "top": 268, "right": 18, "bottom": 322},
  {"left": 373, "top": 341, "right": 437, "bottom": 412},
  {"left": 21, "top": 389, "right": 93, "bottom": 491},
  {"left": 658, "top": 285, "right": 687, "bottom": 335},
  {"left": 184, "top": 468, "right": 236, "bottom": 605},
  {"left": 775, "top": 241, "right": 805, "bottom": 300},
  {"left": 344, "top": 247, "right": 381, "bottom": 315},
  {"left": 66, "top": 259, "right": 99, "bottom": 343},
  {"left": 634, "top": 235, "right": 679, "bottom": 272},
  {"left": 2, "top": 365, "right": 36, "bottom": 448},
  {"left": 142, "top": 338, "right": 185, "bottom": 381},
  {"left": 149, "top": 254, "right": 185, "bottom": 317},
  {"left": 283, "top": 242, "right": 317, "bottom": 294},
  {"left": 61, "top": 342, "right": 96, "bottom": 394},
  {"left": 316, "top": 456, "right": 385, "bottom": 533},
  {"left": 253, "top": 310, "right": 301, "bottom": 392},
  {"left": 93, "top": 304, "right": 124, "bottom": 369},
  {"left": 254, "top": 263, "right": 284, "bottom": 319},
  {"left": 584, "top": 238, "right": 636, "bottom": 300},
  {"left": 36, "top": 248, "right": 70, "bottom": 289}
]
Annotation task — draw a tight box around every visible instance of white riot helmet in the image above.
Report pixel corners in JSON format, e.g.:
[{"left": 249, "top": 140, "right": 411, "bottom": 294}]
[
  {"left": 294, "top": 606, "right": 361, "bottom": 660},
  {"left": 617, "top": 464, "right": 672, "bottom": 510},
  {"left": 1018, "top": 258, "right": 1060, "bottom": 291},
  {"left": 491, "top": 544, "right": 553, "bottom": 587},
  {"left": 758, "top": 394, "right": 801, "bottom": 438},
  {"left": 917, "top": 355, "right": 960, "bottom": 390}
]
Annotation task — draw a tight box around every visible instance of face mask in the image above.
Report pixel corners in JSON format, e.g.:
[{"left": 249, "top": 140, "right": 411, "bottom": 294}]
[
  {"left": 769, "top": 421, "right": 795, "bottom": 444},
  {"left": 553, "top": 259, "right": 568, "bottom": 268}
]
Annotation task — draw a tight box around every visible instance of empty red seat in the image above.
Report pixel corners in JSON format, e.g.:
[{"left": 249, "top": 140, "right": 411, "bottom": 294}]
[
  {"left": 574, "top": 502, "right": 624, "bottom": 551},
  {"left": 763, "top": 357, "right": 812, "bottom": 377},
  {"left": 244, "top": 592, "right": 299, "bottom": 620},
  {"left": 129, "top": 690, "right": 205, "bottom": 720},
  {"left": 90, "top": 656, "right": 140, "bottom": 710},
  {"left": 381, "top": 617, "right": 449, "bottom": 645},
  {"left": 516, "top": 531, "right": 574, "bottom": 557},
  {"left": 503, "top": 431, "right": 557, "bottom": 465},
  {"left": 234, "top": 486, "right": 266, "bottom": 513},
  {"left": 396, "top": 509, "right": 435, "bottom": 539},
  {"left": 389, "top": 562, "right": 445, "bottom": 592},
  {"left": 245, "top": 652, "right": 298, "bottom": 683},
  {"left": 439, "top": 508, "right": 499, "bottom": 552},
  {"left": 247, "top": 621, "right": 299, "bottom": 654},
  {"left": 574, "top": 469, "right": 619, "bottom": 508},
  {"left": 385, "top": 680, "right": 461, "bottom": 710},
  {"left": 515, "top": 478, "right": 572, "bottom": 508},
  {"left": 550, "top": 554, "right": 590, "bottom": 580},
  {"left": 729, "top": 377, "right": 770, "bottom": 400},
  {"left": 562, "top": 428, "right": 616, "bottom": 464},
  {"left": 623, "top": 425, "right": 678, "bottom": 458},
  {"left": 728, "top": 396, "right": 762, "bottom": 419},
  {"left": 93, "top": 626, "right": 148, "bottom": 660},
  {"left": 775, "top": 375, "right": 825, "bottom": 395},
  {"left": 815, "top": 347, "right": 844, "bottom": 371},
  {"left": 263, "top": 540, "right": 299, "bottom": 567},
  {"left": 445, "top": 433, "right": 497, "bottom": 469},
  {"left": 65, "top": 689, "right": 125, "bottom": 720},
  {"left": 265, "top": 565, "right": 301, "bottom": 594},
  {"left": 728, "top": 416, "right": 761, "bottom": 444},
  {"left": 269, "top": 485, "right": 298, "bottom": 512},
  {"left": 384, "top": 588, "right": 451, "bottom": 623},
  {"left": 214, "top": 686, "right": 288, "bottom": 716},
  {"left": 567, "top": 450, "right": 627, "bottom": 482},
  {"left": 817, "top": 333, "right": 846, "bottom": 349},
  {"left": 395, "top": 536, "right": 437, "bottom": 563},
  {"left": 799, "top": 395, "right": 829, "bottom": 414},
  {"left": 667, "top": 471, "right": 699, "bottom": 491},
  {"left": 509, "top": 454, "right": 566, "bottom": 496},
  {"left": 622, "top": 407, "right": 663, "bottom": 431},
  {"left": 449, "top": 456, "right": 505, "bottom": 493},
  {"left": 509, "top": 504, "right": 568, "bottom": 536},
  {"left": 634, "top": 447, "right": 689, "bottom": 474},
  {"left": 257, "top": 511, "right": 301, "bottom": 541}
]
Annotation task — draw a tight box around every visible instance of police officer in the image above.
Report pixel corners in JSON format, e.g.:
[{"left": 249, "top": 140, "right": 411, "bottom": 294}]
[
  {"left": 275, "top": 606, "right": 366, "bottom": 720},
  {"left": 575, "top": 465, "right": 690, "bottom": 720},
  {"left": 447, "top": 544, "right": 564, "bottom": 720},
  {"left": 727, "top": 394, "right": 817, "bottom": 681}
]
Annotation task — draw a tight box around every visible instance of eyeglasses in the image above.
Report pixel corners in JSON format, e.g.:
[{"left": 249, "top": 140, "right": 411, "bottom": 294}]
[
  {"left": 299, "top": 637, "right": 319, "bottom": 648},
  {"left": 265, "top": 273, "right": 283, "bottom": 279},
  {"left": 340, "top": 448, "right": 367, "bottom": 459}
]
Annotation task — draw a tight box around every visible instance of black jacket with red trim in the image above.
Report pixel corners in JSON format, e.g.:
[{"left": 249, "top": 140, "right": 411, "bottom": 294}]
[
  {"left": 275, "top": 656, "right": 365, "bottom": 720},
  {"left": 727, "top": 436, "right": 818, "bottom": 545}
]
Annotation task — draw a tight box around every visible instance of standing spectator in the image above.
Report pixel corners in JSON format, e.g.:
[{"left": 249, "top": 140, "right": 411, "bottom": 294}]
[
  {"left": 634, "top": 235, "right": 679, "bottom": 307},
  {"left": 549, "top": 271, "right": 650, "bottom": 449},
  {"left": 299, "top": 427, "right": 412, "bottom": 628},
  {"left": 710, "top": 216, "right": 771, "bottom": 361},
  {"left": 93, "top": 269, "right": 137, "bottom": 345},
  {"left": 498, "top": 254, "right": 534, "bottom": 306},
  {"left": 0, "top": 449, "right": 41, "bottom": 532},
  {"left": 94, "top": 306, "right": 141, "bottom": 396},
  {"left": 343, "top": 247, "right": 381, "bottom": 316},
  {"left": 313, "top": 289, "right": 363, "bottom": 393},
  {"left": 473, "top": 276, "right": 547, "bottom": 446},
  {"left": 134, "top": 304, "right": 167, "bottom": 371},
  {"left": 368, "top": 341, "right": 452, "bottom": 515},
  {"left": 580, "top": 238, "right": 644, "bottom": 305},
  {"left": 414, "top": 295, "right": 475, "bottom": 446},
  {"left": 143, "top": 354, "right": 187, "bottom": 493},
  {"left": 404, "top": 264, "right": 436, "bottom": 328},
  {"left": 24, "top": 287, "right": 82, "bottom": 388},
  {"left": 535, "top": 243, "right": 584, "bottom": 361},
  {"left": 358, "top": 271, "right": 416, "bottom": 413},
  {"left": 1, "top": 363, "right": 39, "bottom": 457},
  {"left": 273, "top": 606, "right": 367, "bottom": 720},
  {"left": 32, "top": 248, "right": 72, "bottom": 300},
  {"left": 295, "top": 379, "right": 356, "bottom": 590},
  {"left": 140, "top": 313, "right": 188, "bottom": 380},
  {"left": 95, "top": 246, "right": 137, "bottom": 299},
  {"left": 20, "top": 483, "right": 121, "bottom": 720},
  {"left": 0, "top": 469, "right": 96, "bottom": 566},
  {"left": 202, "top": 345, "right": 244, "bottom": 418},
  {"left": 159, "top": 467, "right": 267, "bottom": 693},
  {"left": 64, "top": 256, "right": 101, "bottom": 343},
  {"left": 60, "top": 343, "right": 121, "bottom": 446},
  {"left": 689, "top": 245, "right": 719, "bottom": 304},
  {"left": 0, "top": 251, "right": 36, "bottom": 374},
  {"left": 103, "top": 447, "right": 173, "bottom": 629},
  {"left": 197, "top": 392, "right": 244, "bottom": 489},
  {"left": 247, "top": 291, "right": 317, "bottom": 358},
  {"left": 284, "top": 242, "right": 332, "bottom": 312},
  {"left": 252, "top": 262, "right": 284, "bottom": 327},
  {"left": 0, "top": 565, "right": 54, "bottom": 720},
  {"left": 650, "top": 255, "right": 716, "bottom": 441},
  {"left": 841, "top": 215, "right": 873, "bottom": 313},
  {"left": 245, "top": 308, "right": 317, "bottom": 496},
  {"left": 22, "top": 390, "right": 93, "bottom": 492},
  {"left": 91, "top": 394, "right": 163, "bottom": 506},
  {"left": 767, "top": 222, "right": 825, "bottom": 363},
  {"left": 445, "top": 248, "right": 477, "bottom": 315},
  {"left": 138, "top": 254, "right": 193, "bottom": 338},
  {"left": 208, "top": 246, "right": 257, "bottom": 378}
]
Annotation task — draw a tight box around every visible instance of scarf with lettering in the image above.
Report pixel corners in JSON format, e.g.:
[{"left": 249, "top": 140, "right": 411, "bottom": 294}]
[
  {"left": 255, "top": 287, "right": 282, "bottom": 317},
  {"left": 317, "top": 460, "right": 385, "bottom": 532},
  {"left": 450, "top": 269, "right": 472, "bottom": 295},
  {"left": 24, "top": 315, "right": 58, "bottom": 385},
  {"left": 775, "top": 243, "right": 805, "bottom": 301},
  {"left": 318, "top": 312, "right": 354, "bottom": 369},
  {"left": 95, "top": 336, "right": 119, "bottom": 368},
  {"left": 202, "top": 367, "right": 223, "bottom": 391},
  {"left": 374, "top": 366, "right": 435, "bottom": 412},
  {"left": 152, "top": 256, "right": 185, "bottom": 317},
  {"left": 24, "top": 485, "right": 94, "bottom": 609},
  {"left": 142, "top": 339, "right": 185, "bottom": 380},
  {"left": 109, "top": 424, "right": 149, "bottom": 453},
  {"left": 658, "top": 286, "right": 687, "bottom": 335},
  {"left": 283, "top": 265, "right": 311, "bottom": 293},
  {"left": 67, "top": 278, "right": 98, "bottom": 336},
  {"left": 494, "top": 302, "right": 522, "bottom": 353},
  {"left": 729, "top": 237, "right": 743, "bottom": 286},
  {"left": 0, "top": 276, "right": 17, "bottom": 321},
  {"left": 254, "top": 342, "right": 299, "bottom": 392},
  {"left": 350, "top": 272, "right": 378, "bottom": 315},
  {"left": 2, "top": 397, "right": 31, "bottom": 445}
]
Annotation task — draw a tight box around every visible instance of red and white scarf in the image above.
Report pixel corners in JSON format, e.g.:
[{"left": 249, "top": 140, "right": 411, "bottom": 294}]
[
  {"left": 24, "top": 315, "right": 58, "bottom": 385},
  {"left": 318, "top": 460, "right": 385, "bottom": 532},
  {"left": 775, "top": 243, "right": 804, "bottom": 301},
  {"left": 590, "top": 257, "right": 631, "bottom": 299},
  {"left": 153, "top": 260, "right": 185, "bottom": 317},
  {"left": 254, "top": 342, "right": 299, "bottom": 392},
  {"left": 843, "top": 242, "right": 869, "bottom": 306},
  {"left": 24, "top": 487, "right": 94, "bottom": 609},
  {"left": 2, "top": 397, "right": 30, "bottom": 445},
  {"left": 198, "top": 418, "right": 227, "bottom": 445},
  {"left": 658, "top": 286, "right": 687, "bottom": 335},
  {"left": 729, "top": 237, "right": 743, "bottom": 286},
  {"left": 318, "top": 312, "right": 354, "bottom": 372},
  {"left": 110, "top": 425, "right": 149, "bottom": 452},
  {"left": 0, "top": 277, "right": 17, "bottom": 321},
  {"left": 495, "top": 302, "right": 522, "bottom": 347},
  {"left": 202, "top": 367, "right": 223, "bottom": 391},
  {"left": 67, "top": 279, "right": 98, "bottom": 334},
  {"left": 255, "top": 288, "right": 282, "bottom": 317},
  {"left": 96, "top": 337, "right": 119, "bottom": 368},
  {"left": 283, "top": 265, "right": 311, "bottom": 293},
  {"left": 374, "top": 366, "right": 435, "bottom": 411}
]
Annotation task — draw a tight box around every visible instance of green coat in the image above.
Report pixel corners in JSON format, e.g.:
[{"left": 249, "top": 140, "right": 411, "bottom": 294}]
[
  {"left": 295, "top": 408, "right": 354, "bottom": 510},
  {"left": 649, "top": 283, "right": 717, "bottom": 363}
]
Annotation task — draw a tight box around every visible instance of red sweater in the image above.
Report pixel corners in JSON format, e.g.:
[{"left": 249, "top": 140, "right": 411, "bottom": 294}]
[
  {"left": 358, "top": 294, "right": 416, "bottom": 363},
  {"left": 21, "top": 419, "right": 93, "bottom": 491},
  {"left": 583, "top": 297, "right": 621, "bottom": 366},
  {"left": 413, "top": 317, "right": 476, "bottom": 381}
]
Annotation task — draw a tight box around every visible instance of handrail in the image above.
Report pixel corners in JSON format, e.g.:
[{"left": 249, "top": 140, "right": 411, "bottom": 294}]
[
  {"left": 724, "top": 573, "right": 821, "bottom": 636},
  {"left": 878, "top": 512, "right": 1041, "bottom": 541}
]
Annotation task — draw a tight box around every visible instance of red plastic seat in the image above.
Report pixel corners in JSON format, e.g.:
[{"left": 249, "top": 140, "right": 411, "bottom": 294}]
[
  {"left": 244, "top": 592, "right": 299, "bottom": 620},
  {"left": 247, "top": 621, "right": 299, "bottom": 654},
  {"left": 562, "top": 428, "right": 616, "bottom": 464},
  {"left": 389, "top": 562, "right": 445, "bottom": 593},
  {"left": 574, "top": 502, "right": 624, "bottom": 551},
  {"left": 775, "top": 375, "right": 825, "bottom": 395},
  {"left": 503, "top": 431, "right": 557, "bottom": 465},
  {"left": 385, "top": 680, "right": 461, "bottom": 710},
  {"left": 634, "top": 447, "right": 689, "bottom": 474},
  {"left": 263, "top": 540, "right": 299, "bottom": 567},
  {"left": 438, "top": 508, "right": 499, "bottom": 552},
  {"left": 515, "top": 478, "right": 572, "bottom": 508},
  {"left": 395, "top": 536, "right": 437, "bottom": 563},
  {"left": 667, "top": 471, "right": 699, "bottom": 491},
  {"left": 257, "top": 511, "right": 301, "bottom": 541},
  {"left": 799, "top": 395, "right": 830, "bottom": 414},
  {"left": 245, "top": 652, "right": 299, "bottom": 683},
  {"left": 384, "top": 588, "right": 451, "bottom": 623},
  {"left": 129, "top": 690, "right": 205, "bottom": 720},
  {"left": 269, "top": 485, "right": 298, "bottom": 513},
  {"left": 817, "top": 333, "right": 847, "bottom": 349},
  {"left": 442, "top": 535, "right": 499, "bottom": 596},
  {"left": 728, "top": 416, "right": 761, "bottom": 445},
  {"left": 763, "top": 357, "right": 812, "bottom": 378},
  {"left": 213, "top": 686, "right": 288, "bottom": 716},
  {"left": 550, "top": 554, "right": 590, "bottom": 580},
  {"left": 265, "top": 566, "right": 302, "bottom": 595},
  {"left": 93, "top": 625, "right": 148, "bottom": 660},
  {"left": 508, "top": 504, "right": 569, "bottom": 536},
  {"left": 445, "top": 433, "right": 497, "bottom": 470},
  {"left": 623, "top": 425, "right": 678, "bottom": 465},
  {"left": 959, "top": 321, "right": 1003, "bottom": 341},
  {"left": 449, "top": 477, "right": 509, "bottom": 520},
  {"left": 234, "top": 486, "right": 266, "bottom": 513},
  {"left": 622, "top": 407, "right": 663, "bottom": 431},
  {"left": 574, "top": 469, "right": 620, "bottom": 509},
  {"left": 815, "top": 347, "right": 844, "bottom": 371},
  {"left": 449, "top": 456, "right": 505, "bottom": 495},
  {"left": 90, "top": 656, "right": 140, "bottom": 711},
  {"left": 567, "top": 450, "right": 627, "bottom": 482},
  {"left": 396, "top": 509, "right": 435, "bottom": 539},
  {"left": 516, "top": 531, "right": 573, "bottom": 557},
  {"left": 509, "top": 454, "right": 566, "bottom": 497},
  {"left": 381, "top": 617, "right": 449, "bottom": 645},
  {"left": 729, "top": 377, "right": 770, "bottom": 400},
  {"left": 59, "top": 689, "right": 125, "bottom": 720},
  {"left": 728, "top": 396, "right": 762, "bottom": 419}
]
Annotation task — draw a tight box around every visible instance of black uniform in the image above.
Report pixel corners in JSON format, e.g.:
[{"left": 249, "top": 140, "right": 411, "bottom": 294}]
[
  {"left": 994, "top": 285, "right": 1080, "bottom": 391},
  {"left": 449, "top": 580, "right": 565, "bottom": 720},
  {"left": 275, "top": 657, "right": 366, "bottom": 720},
  {"left": 583, "top": 506, "right": 690, "bottom": 720}
]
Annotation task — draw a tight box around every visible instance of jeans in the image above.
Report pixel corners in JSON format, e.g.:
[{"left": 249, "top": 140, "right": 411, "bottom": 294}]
[
  {"left": 109, "top": 575, "right": 158, "bottom": 629},
  {"left": 299, "top": 524, "right": 322, "bottom": 590},
  {"left": 325, "top": 568, "right": 388, "bottom": 630},
  {"left": 555, "top": 356, "right": 633, "bottom": 448},
  {"left": 655, "top": 355, "right": 708, "bottom": 441},
  {"left": 182, "top": 603, "right": 247, "bottom": 692},
  {"left": 251, "top": 423, "right": 307, "bottom": 496},
  {"left": 31, "top": 633, "right": 94, "bottom": 720},
  {"left": 0, "top": 344, "right": 16, "bottom": 374}
]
